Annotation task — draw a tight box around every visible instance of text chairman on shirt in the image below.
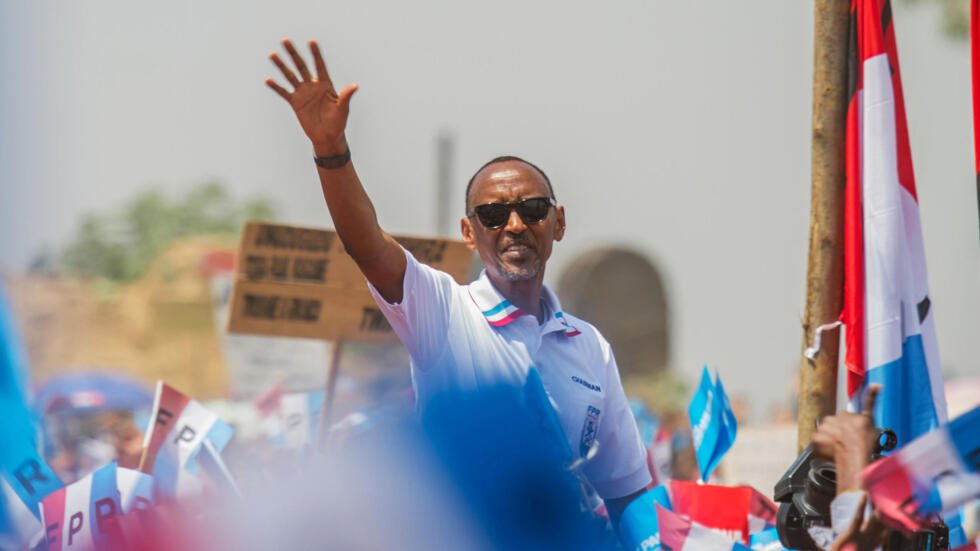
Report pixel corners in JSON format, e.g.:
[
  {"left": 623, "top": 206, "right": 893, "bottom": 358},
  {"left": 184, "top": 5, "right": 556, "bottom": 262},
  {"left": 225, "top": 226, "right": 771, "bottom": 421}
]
[{"left": 266, "top": 39, "right": 652, "bottom": 521}]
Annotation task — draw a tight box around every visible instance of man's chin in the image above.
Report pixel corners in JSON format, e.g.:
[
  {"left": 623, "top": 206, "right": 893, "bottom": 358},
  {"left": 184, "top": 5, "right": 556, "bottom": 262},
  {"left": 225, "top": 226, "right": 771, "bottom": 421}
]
[{"left": 498, "top": 262, "right": 541, "bottom": 282}]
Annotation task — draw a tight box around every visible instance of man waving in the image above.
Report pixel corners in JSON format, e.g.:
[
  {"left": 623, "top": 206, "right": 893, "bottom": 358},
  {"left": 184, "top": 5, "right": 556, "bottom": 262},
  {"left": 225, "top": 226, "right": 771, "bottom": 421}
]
[{"left": 266, "top": 39, "right": 651, "bottom": 519}]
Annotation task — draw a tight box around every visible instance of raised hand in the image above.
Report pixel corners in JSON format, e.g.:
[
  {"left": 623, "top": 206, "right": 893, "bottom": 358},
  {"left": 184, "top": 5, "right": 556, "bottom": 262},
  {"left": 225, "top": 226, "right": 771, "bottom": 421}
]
[{"left": 266, "top": 39, "right": 358, "bottom": 156}]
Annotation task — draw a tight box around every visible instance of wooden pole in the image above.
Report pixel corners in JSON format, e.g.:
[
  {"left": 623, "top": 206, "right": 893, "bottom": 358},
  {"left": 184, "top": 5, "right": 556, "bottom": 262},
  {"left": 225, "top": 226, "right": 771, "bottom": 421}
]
[
  {"left": 317, "top": 339, "right": 344, "bottom": 447},
  {"left": 798, "top": 0, "right": 850, "bottom": 452}
]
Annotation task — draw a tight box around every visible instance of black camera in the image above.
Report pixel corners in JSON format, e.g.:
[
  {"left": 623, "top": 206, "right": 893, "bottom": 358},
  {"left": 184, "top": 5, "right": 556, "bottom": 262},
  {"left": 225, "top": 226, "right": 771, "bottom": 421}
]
[{"left": 773, "top": 428, "right": 948, "bottom": 550}]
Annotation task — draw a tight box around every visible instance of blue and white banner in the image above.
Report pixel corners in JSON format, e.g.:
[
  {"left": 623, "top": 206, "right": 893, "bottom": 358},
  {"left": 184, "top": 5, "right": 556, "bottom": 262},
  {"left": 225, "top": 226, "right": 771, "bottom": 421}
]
[{"left": 688, "top": 366, "right": 738, "bottom": 482}]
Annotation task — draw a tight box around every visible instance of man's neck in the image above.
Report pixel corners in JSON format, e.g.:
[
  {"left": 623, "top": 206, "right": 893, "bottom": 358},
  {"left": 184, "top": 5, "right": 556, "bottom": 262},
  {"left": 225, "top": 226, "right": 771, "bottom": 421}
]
[{"left": 489, "top": 272, "right": 547, "bottom": 323}]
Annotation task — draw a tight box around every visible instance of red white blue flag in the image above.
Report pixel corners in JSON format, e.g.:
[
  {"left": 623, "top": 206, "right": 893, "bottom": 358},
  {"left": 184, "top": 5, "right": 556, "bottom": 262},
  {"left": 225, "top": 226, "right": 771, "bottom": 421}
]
[
  {"left": 656, "top": 504, "right": 751, "bottom": 551},
  {"left": 39, "top": 462, "right": 121, "bottom": 551},
  {"left": 140, "top": 382, "right": 234, "bottom": 501},
  {"left": 842, "top": 0, "right": 948, "bottom": 448},
  {"left": 862, "top": 405, "right": 980, "bottom": 533},
  {"left": 668, "top": 481, "right": 777, "bottom": 545},
  {"left": 972, "top": 0, "right": 980, "bottom": 238}
]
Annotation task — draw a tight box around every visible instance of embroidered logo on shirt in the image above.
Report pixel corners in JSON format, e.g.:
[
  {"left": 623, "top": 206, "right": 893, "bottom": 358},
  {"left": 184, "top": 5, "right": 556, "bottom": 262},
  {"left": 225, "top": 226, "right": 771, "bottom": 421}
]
[
  {"left": 580, "top": 405, "right": 601, "bottom": 457},
  {"left": 571, "top": 376, "right": 601, "bottom": 393}
]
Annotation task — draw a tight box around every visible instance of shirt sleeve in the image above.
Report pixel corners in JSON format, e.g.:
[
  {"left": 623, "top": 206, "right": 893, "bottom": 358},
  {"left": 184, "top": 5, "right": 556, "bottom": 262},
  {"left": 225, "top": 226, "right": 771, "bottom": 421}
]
[
  {"left": 583, "top": 332, "right": 652, "bottom": 500},
  {"left": 366, "top": 246, "right": 457, "bottom": 370}
]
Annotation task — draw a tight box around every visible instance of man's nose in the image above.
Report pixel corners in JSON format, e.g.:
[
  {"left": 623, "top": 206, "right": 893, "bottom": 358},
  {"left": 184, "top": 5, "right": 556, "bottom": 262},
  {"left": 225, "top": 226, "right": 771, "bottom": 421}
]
[{"left": 503, "top": 208, "right": 527, "bottom": 233}]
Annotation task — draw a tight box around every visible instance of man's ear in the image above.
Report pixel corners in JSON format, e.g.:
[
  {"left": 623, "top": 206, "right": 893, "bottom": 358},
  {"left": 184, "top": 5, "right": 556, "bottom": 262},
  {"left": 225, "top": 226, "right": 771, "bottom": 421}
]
[
  {"left": 461, "top": 217, "right": 477, "bottom": 251},
  {"left": 553, "top": 205, "right": 566, "bottom": 242}
]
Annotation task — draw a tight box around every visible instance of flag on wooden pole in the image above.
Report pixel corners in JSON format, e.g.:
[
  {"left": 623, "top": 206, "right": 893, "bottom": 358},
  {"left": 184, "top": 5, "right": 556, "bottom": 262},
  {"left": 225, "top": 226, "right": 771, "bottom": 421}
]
[
  {"left": 972, "top": 0, "right": 980, "bottom": 239},
  {"left": 842, "top": 0, "right": 948, "bottom": 448}
]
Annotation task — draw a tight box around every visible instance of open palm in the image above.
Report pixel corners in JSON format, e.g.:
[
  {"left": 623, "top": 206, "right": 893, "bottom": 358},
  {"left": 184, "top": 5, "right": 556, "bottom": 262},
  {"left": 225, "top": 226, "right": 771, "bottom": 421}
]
[{"left": 266, "top": 39, "right": 358, "bottom": 154}]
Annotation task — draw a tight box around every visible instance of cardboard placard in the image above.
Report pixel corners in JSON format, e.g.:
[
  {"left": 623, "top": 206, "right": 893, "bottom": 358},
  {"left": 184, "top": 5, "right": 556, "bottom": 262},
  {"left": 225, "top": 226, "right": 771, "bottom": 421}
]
[{"left": 227, "top": 222, "right": 473, "bottom": 342}]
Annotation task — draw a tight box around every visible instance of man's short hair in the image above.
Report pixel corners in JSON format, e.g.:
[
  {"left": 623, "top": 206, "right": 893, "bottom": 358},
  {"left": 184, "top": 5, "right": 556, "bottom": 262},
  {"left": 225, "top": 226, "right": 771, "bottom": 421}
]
[{"left": 464, "top": 156, "right": 555, "bottom": 208}]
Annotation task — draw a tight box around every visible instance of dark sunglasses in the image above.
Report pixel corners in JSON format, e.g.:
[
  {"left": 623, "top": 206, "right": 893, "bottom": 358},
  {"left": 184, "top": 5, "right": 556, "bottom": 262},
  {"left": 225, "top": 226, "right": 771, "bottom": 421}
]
[{"left": 467, "top": 197, "right": 557, "bottom": 229}]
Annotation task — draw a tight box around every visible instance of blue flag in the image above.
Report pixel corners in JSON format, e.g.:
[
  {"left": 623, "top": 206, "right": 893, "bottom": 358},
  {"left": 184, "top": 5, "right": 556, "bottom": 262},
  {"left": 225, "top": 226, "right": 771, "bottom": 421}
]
[
  {"left": 618, "top": 484, "right": 672, "bottom": 551},
  {"left": 688, "top": 366, "right": 738, "bottom": 482},
  {"left": 0, "top": 284, "right": 34, "bottom": 453},
  {"left": 0, "top": 284, "right": 63, "bottom": 546}
]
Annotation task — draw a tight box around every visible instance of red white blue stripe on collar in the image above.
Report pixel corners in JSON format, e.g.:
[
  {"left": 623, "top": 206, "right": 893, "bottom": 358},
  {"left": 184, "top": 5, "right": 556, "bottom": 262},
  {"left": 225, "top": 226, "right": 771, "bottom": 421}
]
[
  {"left": 467, "top": 272, "right": 581, "bottom": 336},
  {"left": 555, "top": 312, "right": 582, "bottom": 337},
  {"left": 479, "top": 298, "right": 527, "bottom": 327}
]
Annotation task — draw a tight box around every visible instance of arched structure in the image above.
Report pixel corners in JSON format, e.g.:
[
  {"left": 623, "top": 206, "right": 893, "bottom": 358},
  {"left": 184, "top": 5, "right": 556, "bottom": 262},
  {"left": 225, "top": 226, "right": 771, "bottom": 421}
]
[{"left": 558, "top": 248, "right": 670, "bottom": 375}]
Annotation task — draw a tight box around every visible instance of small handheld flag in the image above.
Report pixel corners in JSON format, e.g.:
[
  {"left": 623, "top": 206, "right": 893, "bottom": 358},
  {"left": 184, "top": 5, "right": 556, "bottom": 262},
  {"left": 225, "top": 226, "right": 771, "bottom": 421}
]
[
  {"left": 39, "top": 462, "right": 121, "bottom": 551},
  {"left": 863, "top": 405, "right": 980, "bottom": 534},
  {"left": 656, "top": 503, "right": 751, "bottom": 551},
  {"left": 116, "top": 467, "right": 153, "bottom": 513},
  {"left": 688, "top": 366, "right": 738, "bottom": 482},
  {"left": 279, "top": 390, "right": 325, "bottom": 449},
  {"left": 140, "top": 381, "right": 235, "bottom": 501},
  {"left": 669, "top": 480, "right": 777, "bottom": 545}
]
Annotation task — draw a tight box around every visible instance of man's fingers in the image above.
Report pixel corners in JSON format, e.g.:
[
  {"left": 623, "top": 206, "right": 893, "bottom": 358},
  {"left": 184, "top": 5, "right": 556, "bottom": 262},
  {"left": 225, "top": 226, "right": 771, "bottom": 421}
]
[
  {"left": 282, "top": 39, "right": 313, "bottom": 82},
  {"left": 269, "top": 53, "right": 300, "bottom": 88},
  {"left": 309, "top": 40, "right": 331, "bottom": 83},
  {"left": 265, "top": 78, "right": 291, "bottom": 101},
  {"left": 337, "top": 83, "right": 359, "bottom": 111},
  {"left": 862, "top": 385, "right": 881, "bottom": 418}
]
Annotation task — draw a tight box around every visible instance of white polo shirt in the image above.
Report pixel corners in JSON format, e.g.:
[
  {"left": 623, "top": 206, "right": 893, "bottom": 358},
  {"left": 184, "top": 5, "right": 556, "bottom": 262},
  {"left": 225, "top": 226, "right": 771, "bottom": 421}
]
[{"left": 368, "top": 248, "right": 651, "bottom": 499}]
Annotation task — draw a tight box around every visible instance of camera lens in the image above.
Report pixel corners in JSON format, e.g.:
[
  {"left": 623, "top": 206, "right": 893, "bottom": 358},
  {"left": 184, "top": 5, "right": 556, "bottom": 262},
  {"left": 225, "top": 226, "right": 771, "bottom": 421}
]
[{"left": 793, "top": 460, "right": 836, "bottom": 518}]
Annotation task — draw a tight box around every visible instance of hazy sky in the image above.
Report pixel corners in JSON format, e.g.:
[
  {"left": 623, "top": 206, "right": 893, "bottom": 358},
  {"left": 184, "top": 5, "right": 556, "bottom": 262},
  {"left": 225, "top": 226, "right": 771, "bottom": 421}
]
[{"left": 1, "top": 1, "right": 976, "bottom": 418}]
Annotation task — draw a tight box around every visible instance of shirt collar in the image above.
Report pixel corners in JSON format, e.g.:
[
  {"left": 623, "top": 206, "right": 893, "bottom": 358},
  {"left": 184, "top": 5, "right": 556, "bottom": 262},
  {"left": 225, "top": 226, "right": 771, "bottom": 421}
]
[{"left": 467, "top": 270, "right": 581, "bottom": 337}]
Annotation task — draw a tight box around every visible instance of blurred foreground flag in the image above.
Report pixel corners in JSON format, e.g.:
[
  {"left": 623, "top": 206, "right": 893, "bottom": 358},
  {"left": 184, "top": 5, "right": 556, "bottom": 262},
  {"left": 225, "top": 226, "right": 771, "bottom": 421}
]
[
  {"left": 841, "top": 0, "right": 947, "bottom": 447},
  {"left": 280, "top": 391, "right": 325, "bottom": 449},
  {"left": 116, "top": 467, "right": 153, "bottom": 513},
  {"left": 863, "top": 405, "right": 980, "bottom": 533},
  {"left": 748, "top": 528, "right": 790, "bottom": 551},
  {"left": 140, "top": 382, "right": 234, "bottom": 501},
  {"left": 0, "top": 285, "right": 31, "bottom": 438},
  {"left": 656, "top": 504, "right": 751, "bottom": 551},
  {"left": 0, "top": 449, "right": 62, "bottom": 549},
  {"left": 1, "top": 473, "right": 45, "bottom": 550},
  {"left": 0, "top": 283, "right": 62, "bottom": 549},
  {"left": 669, "top": 480, "right": 777, "bottom": 544},
  {"left": 39, "top": 462, "right": 120, "bottom": 551},
  {"left": 687, "top": 366, "right": 737, "bottom": 482},
  {"left": 618, "top": 484, "right": 672, "bottom": 551},
  {"left": 255, "top": 386, "right": 324, "bottom": 449}
]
